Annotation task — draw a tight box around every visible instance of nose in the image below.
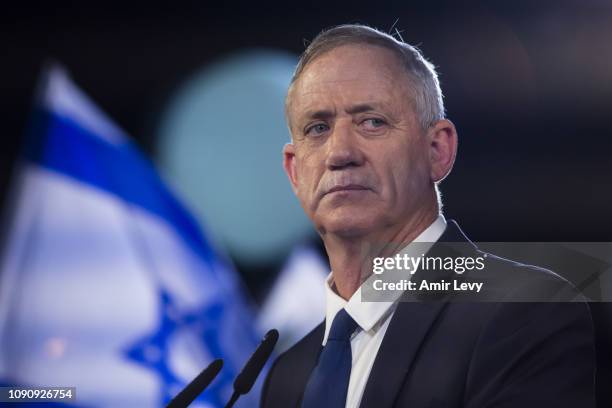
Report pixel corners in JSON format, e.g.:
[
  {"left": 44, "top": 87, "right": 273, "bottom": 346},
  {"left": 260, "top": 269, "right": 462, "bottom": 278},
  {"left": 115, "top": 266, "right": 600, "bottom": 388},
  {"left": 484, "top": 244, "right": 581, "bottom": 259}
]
[{"left": 325, "top": 121, "right": 365, "bottom": 170}]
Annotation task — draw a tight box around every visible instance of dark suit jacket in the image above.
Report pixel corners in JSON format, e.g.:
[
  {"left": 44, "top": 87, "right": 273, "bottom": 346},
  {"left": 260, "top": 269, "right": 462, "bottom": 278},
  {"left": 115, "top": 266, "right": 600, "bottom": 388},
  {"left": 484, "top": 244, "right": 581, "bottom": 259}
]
[{"left": 261, "top": 221, "right": 596, "bottom": 408}]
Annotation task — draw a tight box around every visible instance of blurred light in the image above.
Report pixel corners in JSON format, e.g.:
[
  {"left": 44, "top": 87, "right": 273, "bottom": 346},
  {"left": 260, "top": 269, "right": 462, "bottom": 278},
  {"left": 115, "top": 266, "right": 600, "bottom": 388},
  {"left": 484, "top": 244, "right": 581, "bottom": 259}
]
[
  {"left": 44, "top": 337, "right": 67, "bottom": 359},
  {"left": 156, "top": 50, "right": 313, "bottom": 264}
]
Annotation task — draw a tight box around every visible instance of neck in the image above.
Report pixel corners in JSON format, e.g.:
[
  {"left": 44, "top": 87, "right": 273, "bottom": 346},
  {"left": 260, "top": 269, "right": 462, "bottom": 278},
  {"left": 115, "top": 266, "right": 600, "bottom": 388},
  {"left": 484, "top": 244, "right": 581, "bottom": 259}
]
[{"left": 323, "top": 204, "right": 439, "bottom": 300}]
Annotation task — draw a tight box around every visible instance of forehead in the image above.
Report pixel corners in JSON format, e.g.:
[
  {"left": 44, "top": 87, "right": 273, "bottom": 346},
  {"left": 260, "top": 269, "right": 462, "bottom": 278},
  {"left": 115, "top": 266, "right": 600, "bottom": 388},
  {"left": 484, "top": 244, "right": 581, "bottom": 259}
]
[{"left": 288, "top": 45, "right": 412, "bottom": 120}]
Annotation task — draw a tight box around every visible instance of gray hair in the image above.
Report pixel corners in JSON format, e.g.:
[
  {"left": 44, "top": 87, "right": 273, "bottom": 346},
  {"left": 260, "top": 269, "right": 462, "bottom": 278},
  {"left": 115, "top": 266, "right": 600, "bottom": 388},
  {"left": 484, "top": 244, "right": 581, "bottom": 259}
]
[{"left": 287, "top": 24, "right": 445, "bottom": 130}]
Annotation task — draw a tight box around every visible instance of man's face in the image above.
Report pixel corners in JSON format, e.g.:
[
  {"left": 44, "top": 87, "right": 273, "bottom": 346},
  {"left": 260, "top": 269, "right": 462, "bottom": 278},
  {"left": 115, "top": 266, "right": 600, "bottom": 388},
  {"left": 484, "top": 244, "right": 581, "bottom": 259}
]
[{"left": 284, "top": 44, "right": 437, "bottom": 238}]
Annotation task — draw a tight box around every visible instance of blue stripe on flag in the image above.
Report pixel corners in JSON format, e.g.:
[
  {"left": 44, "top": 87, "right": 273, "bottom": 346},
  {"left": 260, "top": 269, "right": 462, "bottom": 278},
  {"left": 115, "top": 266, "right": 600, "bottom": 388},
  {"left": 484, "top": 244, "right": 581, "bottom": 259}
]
[{"left": 24, "top": 109, "right": 220, "bottom": 275}]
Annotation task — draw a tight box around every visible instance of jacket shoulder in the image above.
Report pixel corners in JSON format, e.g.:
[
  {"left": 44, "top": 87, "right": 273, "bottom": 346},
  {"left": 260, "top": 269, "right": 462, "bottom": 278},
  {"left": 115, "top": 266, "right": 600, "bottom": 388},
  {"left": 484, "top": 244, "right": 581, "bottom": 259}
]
[
  {"left": 474, "top": 250, "right": 585, "bottom": 301},
  {"left": 261, "top": 322, "right": 324, "bottom": 408}
]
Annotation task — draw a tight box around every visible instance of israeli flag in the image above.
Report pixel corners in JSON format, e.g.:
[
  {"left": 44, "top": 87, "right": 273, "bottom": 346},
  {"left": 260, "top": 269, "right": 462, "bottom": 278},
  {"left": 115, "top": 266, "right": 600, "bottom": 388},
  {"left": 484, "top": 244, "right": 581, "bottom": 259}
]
[{"left": 0, "top": 65, "right": 261, "bottom": 407}]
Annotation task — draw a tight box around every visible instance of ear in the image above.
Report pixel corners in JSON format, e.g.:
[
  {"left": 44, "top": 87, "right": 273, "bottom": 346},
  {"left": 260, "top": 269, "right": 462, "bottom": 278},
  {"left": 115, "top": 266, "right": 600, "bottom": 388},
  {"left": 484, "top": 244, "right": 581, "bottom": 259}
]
[
  {"left": 283, "top": 143, "right": 299, "bottom": 194},
  {"left": 427, "top": 119, "right": 458, "bottom": 183}
]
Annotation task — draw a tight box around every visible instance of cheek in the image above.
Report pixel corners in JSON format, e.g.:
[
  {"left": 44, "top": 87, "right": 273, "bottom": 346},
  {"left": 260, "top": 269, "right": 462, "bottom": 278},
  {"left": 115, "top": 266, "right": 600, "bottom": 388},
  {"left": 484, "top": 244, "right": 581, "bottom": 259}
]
[
  {"left": 295, "top": 154, "right": 315, "bottom": 186},
  {"left": 385, "top": 145, "right": 430, "bottom": 199},
  {"left": 294, "top": 152, "right": 322, "bottom": 202}
]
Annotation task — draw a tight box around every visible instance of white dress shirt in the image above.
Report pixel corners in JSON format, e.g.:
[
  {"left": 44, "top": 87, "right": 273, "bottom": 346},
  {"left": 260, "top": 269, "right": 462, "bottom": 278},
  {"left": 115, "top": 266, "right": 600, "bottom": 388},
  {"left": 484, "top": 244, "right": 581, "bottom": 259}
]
[{"left": 322, "top": 214, "right": 447, "bottom": 408}]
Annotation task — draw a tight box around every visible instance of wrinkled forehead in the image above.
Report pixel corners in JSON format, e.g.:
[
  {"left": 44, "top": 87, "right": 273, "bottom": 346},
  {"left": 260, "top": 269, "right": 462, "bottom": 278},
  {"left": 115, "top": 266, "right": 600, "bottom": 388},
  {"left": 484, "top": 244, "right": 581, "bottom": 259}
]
[{"left": 285, "top": 45, "right": 414, "bottom": 124}]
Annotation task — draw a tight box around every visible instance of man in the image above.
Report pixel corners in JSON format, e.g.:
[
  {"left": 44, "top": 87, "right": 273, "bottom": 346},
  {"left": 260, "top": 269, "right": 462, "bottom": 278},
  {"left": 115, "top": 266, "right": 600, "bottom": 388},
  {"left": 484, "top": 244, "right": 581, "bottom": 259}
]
[{"left": 261, "top": 24, "right": 595, "bottom": 408}]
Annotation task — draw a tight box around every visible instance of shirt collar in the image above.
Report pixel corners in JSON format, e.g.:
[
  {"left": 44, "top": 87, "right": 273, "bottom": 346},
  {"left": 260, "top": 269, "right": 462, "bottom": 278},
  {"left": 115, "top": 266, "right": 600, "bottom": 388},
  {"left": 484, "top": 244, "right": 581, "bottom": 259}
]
[{"left": 322, "top": 214, "right": 447, "bottom": 345}]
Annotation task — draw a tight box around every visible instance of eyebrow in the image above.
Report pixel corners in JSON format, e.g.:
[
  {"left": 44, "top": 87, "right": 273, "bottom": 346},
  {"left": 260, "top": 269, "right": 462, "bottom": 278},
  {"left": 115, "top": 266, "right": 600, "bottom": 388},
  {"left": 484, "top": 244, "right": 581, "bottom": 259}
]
[
  {"left": 345, "top": 103, "right": 378, "bottom": 115},
  {"left": 305, "top": 109, "right": 335, "bottom": 121},
  {"left": 303, "top": 103, "right": 381, "bottom": 121}
]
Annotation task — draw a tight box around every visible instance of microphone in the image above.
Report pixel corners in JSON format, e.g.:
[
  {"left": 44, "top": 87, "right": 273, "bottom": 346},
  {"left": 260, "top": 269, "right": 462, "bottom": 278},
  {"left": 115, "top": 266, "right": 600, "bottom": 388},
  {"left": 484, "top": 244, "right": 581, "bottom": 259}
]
[
  {"left": 224, "top": 329, "right": 279, "bottom": 408},
  {"left": 166, "top": 358, "right": 224, "bottom": 408}
]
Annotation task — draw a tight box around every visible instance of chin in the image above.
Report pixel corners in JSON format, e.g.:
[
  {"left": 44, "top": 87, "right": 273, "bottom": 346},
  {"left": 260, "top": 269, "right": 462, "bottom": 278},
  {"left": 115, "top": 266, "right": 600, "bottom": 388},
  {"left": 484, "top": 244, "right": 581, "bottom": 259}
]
[{"left": 317, "top": 209, "right": 380, "bottom": 238}]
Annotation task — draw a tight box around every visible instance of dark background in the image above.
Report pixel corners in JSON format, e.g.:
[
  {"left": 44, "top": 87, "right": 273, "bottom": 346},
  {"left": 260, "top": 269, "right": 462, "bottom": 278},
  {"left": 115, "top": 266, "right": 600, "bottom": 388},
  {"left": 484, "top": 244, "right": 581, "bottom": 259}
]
[
  {"left": 3, "top": 0, "right": 610, "bottom": 245},
  {"left": 1, "top": 0, "right": 611, "bottom": 405},
  {"left": 3, "top": 0, "right": 612, "bottom": 295},
  {"left": 3, "top": 0, "right": 612, "bottom": 297}
]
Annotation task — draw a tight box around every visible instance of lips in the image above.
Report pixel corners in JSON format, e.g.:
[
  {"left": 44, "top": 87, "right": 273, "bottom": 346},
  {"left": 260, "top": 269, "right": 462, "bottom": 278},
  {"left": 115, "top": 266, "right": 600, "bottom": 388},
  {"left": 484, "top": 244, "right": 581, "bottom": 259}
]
[{"left": 325, "top": 184, "right": 370, "bottom": 195}]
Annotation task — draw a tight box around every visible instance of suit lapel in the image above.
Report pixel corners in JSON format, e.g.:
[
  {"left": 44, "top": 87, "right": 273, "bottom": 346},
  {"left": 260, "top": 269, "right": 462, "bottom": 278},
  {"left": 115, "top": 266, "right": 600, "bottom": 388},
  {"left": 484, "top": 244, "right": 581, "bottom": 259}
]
[
  {"left": 359, "top": 300, "right": 448, "bottom": 407},
  {"left": 358, "top": 220, "right": 472, "bottom": 407}
]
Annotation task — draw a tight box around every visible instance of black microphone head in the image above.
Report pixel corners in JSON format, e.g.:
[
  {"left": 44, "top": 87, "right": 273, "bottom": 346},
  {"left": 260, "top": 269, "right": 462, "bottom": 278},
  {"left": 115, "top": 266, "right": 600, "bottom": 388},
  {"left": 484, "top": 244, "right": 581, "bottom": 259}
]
[
  {"left": 233, "top": 329, "right": 279, "bottom": 395},
  {"left": 166, "top": 358, "right": 223, "bottom": 408}
]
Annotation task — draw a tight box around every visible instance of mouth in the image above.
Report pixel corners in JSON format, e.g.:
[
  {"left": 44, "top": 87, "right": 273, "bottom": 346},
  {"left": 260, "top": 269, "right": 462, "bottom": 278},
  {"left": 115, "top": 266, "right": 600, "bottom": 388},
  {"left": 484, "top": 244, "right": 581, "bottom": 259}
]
[{"left": 324, "top": 184, "right": 370, "bottom": 196}]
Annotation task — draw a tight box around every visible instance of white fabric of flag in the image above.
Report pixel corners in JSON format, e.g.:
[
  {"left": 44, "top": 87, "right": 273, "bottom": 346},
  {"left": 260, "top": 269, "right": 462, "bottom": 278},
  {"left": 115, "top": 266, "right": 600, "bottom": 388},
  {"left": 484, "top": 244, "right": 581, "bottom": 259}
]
[{"left": 257, "top": 246, "right": 327, "bottom": 353}]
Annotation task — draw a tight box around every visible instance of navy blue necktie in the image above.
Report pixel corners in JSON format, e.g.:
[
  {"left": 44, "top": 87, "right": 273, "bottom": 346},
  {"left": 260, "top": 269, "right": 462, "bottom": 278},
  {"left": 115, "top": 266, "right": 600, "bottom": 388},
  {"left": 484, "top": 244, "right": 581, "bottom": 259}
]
[{"left": 301, "top": 308, "right": 359, "bottom": 408}]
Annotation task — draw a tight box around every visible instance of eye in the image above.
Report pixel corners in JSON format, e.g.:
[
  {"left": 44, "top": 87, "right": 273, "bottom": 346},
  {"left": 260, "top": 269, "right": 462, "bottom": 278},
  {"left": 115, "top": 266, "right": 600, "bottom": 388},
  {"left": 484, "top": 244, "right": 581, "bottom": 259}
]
[
  {"left": 304, "top": 122, "right": 329, "bottom": 137},
  {"left": 361, "top": 117, "right": 387, "bottom": 130}
]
